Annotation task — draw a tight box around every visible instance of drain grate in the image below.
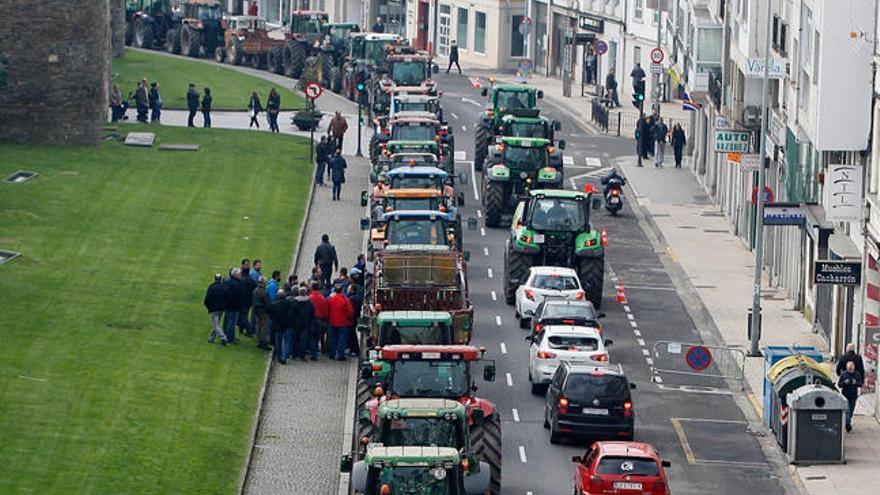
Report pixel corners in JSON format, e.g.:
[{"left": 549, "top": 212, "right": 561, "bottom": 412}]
[
  {"left": 5, "top": 170, "right": 38, "bottom": 184},
  {"left": 0, "top": 250, "right": 21, "bottom": 264}
]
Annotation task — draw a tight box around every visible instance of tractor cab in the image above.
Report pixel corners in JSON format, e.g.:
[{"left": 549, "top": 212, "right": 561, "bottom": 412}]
[
  {"left": 496, "top": 113, "right": 563, "bottom": 144},
  {"left": 362, "top": 345, "right": 494, "bottom": 395},
  {"left": 385, "top": 166, "right": 448, "bottom": 190},
  {"left": 368, "top": 210, "right": 460, "bottom": 251},
  {"left": 391, "top": 94, "right": 444, "bottom": 122},
  {"left": 481, "top": 85, "right": 542, "bottom": 120},
  {"left": 486, "top": 137, "right": 562, "bottom": 185},
  {"left": 288, "top": 10, "right": 327, "bottom": 37},
  {"left": 364, "top": 311, "right": 456, "bottom": 348},
  {"left": 370, "top": 399, "right": 467, "bottom": 449},
  {"left": 349, "top": 33, "right": 403, "bottom": 68},
  {"left": 324, "top": 22, "right": 360, "bottom": 48},
  {"left": 380, "top": 54, "right": 438, "bottom": 94}
]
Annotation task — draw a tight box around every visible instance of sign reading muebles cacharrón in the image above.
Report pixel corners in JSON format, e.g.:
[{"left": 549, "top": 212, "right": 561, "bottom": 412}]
[{"left": 814, "top": 260, "right": 862, "bottom": 285}]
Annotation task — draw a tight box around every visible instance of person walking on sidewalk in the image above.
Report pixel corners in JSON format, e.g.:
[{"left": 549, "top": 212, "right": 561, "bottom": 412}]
[
  {"left": 148, "top": 82, "right": 163, "bottom": 123},
  {"left": 201, "top": 87, "right": 213, "bottom": 128},
  {"left": 186, "top": 83, "right": 200, "bottom": 127},
  {"left": 328, "top": 111, "right": 348, "bottom": 153},
  {"left": 346, "top": 269, "right": 365, "bottom": 357},
  {"left": 630, "top": 63, "right": 646, "bottom": 89},
  {"left": 267, "top": 88, "right": 281, "bottom": 133},
  {"left": 838, "top": 361, "right": 863, "bottom": 432},
  {"left": 314, "top": 234, "right": 339, "bottom": 289},
  {"left": 836, "top": 343, "right": 866, "bottom": 378},
  {"left": 252, "top": 276, "right": 272, "bottom": 349},
  {"left": 315, "top": 136, "right": 330, "bottom": 186},
  {"left": 605, "top": 68, "right": 620, "bottom": 108},
  {"left": 204, "top": 273, "right": 228, "bottom": 345},
  {"left": 328, "top": 284, "right": 354, "bottom": 361},
  {"left": 671, "top": 123, "right": 686, "bottom": 168},
  {"left": 653, "top": 117, "right": 668, "bottom": 168},
  {"left": 447, "top": 40, "right": 462, "bottom": 74},
  {"left": 329, "top": 150, "right": 347, "bottom": 200},
  {"left": 248, "top": 91, "right": 263, "bottom": 129}
]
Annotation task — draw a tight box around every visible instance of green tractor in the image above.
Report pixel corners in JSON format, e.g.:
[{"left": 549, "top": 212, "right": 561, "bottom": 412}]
[
  {"left": 320, "top": 22, "right": 360, "bottom": 92},
  {"left": 503, "top": 189, "right": 605, "bottom": 308},
  {"left": 480, "top": 137, "right": 564, "bottom": 228},
  {"left": 355, "top": 399, "right": 501, "bottom": 495},
  {"left": 341, "top": 445, "right": 490, "bottom": 495},
  {"left": 473, "top": 85, "right": 543, "bottom": 171}
]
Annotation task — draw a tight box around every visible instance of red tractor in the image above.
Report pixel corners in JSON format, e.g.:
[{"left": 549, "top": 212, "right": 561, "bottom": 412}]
[
  {"left": 358, "top": 344, "right": 502, "bottom": 495},
  {"left": 165, "top": 0, "right": 226, "bottom": 58},
  {"left": 214, "top": 16, "right": 285, "bottom": 72}
]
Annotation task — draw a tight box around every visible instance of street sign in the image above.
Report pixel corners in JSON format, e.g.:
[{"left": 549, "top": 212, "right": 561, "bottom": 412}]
[
  {"left": 763, "top": 203, "right": 806, "bottom": 226},
  {"left": 578, "top": 14, "right": 605, "bottom": 33},
  {"left": 714, "top": 130, "right": 750, "bottom": 153},
  {"left": 751, "top": 186, "right": 774, "bottom": 206},
  {"left": 741, "top": 153, "right": 762, "bottom": 172},
  {"left": 814, "top": 260, "right": 862, "bottom": 285},
  {"left": 824, "top": 164, "right": 863, "bottom": 222},
  {"left": 715, "top": 116, "right": 733, "bottom": 130},
  {"left": 593, "top": 40, "right": 608, "bottom": 55},
  {"left": 686, "top": 345, "right": 713, "bottom": 371},
  {"left": 727, "top": 152, "right": 741, "bottom": 163},
  {"left": 650, "top": 63, "right": 663, "bottom": 74},
  {"left": 650, "top": 47, "right": 664, "bottom": 64},
  {"left": 304, "top": 81, "right": 323, "bottom": 100},
  {"left": 744, "top": 57, "right": 787, "bottom": 79}
]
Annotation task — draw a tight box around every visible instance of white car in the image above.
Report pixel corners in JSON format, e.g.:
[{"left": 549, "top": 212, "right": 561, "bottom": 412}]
[
  {"left": 515, "top": 266, "right": 585, "bottom": 329},
  {"left": 527, "top": 325, "right": 613, "bottom": 394}
]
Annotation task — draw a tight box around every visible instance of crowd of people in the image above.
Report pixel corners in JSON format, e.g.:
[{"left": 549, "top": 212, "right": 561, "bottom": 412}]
[
  {"left": 109, "top": 79, "right": 214, "bottom": 127},
  {"left": 636, "top": 115, "right": 687, "bottom": 168},
  {"left": 202, "top": 235, "right": 367, "bottom": 363}
]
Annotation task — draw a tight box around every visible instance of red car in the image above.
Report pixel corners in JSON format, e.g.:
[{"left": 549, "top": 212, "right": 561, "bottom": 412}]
[{"left": 571, "top": 441, "right": 671, "bottom": 495}]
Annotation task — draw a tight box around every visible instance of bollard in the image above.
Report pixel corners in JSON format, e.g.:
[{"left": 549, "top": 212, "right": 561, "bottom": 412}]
[
  {"left": 601, "top": 227, "right": 608, "bottom": 247},
  {"left": 616, "top": 281, "right": 626, "bottom": 304}
]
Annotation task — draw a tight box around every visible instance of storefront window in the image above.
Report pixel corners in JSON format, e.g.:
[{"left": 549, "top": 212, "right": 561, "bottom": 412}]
[
  {"left": 457, "top": 8, "right": 468, "bottom": 50},
  {"left": 438, "top": 4, "right": 451, "bottom": 56},
  {"left": 475, "top": 11, "right": 486, "bottom": 53}
]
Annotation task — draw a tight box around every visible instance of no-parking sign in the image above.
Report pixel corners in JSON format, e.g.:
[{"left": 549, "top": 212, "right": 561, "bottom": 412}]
[{"left": 304, "top": 82, "right": 323, "bottom": 100}]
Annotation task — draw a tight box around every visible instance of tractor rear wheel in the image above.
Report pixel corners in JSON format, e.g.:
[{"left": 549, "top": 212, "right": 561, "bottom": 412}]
[
  {"left": 578, "top": 256, "right": 605, "bottom": 309},
  {"left": 165, "top": 28, "right": 181, "bottom": 54},
  {"left": 470, "top": 413, "right": 503, "bottom": 495},
  {"left": 328, "top": 65, "right": 342, "bottom": 93},
  {"left": 504, "top": 249, "right": 532, "bottom": 305},
  {"left": 483, "top": 179, "right": 504, "bottom": 228},
  {"left": 474, "top": 121, "right": 491, "bottom": 171},
  {"left": 251, "top": 53, "right": 265, "bottom": 70},
  {"left": 181, "top": 25, "right": 202, "bottom": 58},
  {"left": 268, "top": 46, "right": 284, "bottom": 74},
  {"left": 133, "top": 18, "right": 153, "bottom": 49},
  {"left": 284, "top": 41, "right": 307, "bottom": 78},
  {"left": 214, "top": 46, "right": 225, "bottom": 63},
  {"left": 225, "top": 38, "right": 241, "bottom": 65}
]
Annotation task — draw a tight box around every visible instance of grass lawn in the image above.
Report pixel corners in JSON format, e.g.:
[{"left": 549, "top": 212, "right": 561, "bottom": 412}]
[
  {"left": 0, "top": 125, "right": 312, "bottom": 494},
  {"left": 113, "top": 48, "right": 305, "bottom": 111}
]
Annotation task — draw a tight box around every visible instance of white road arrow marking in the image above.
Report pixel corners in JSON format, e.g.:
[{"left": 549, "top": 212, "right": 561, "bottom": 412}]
[
  {"left": 454, "top": 151, "right": 467, "bottom": 161},
  {"left": 563, "top": 155, "right": 574, "bottom": 166},
  {"left": 585, "top": 157, "right": 602, "bottom": 168}
]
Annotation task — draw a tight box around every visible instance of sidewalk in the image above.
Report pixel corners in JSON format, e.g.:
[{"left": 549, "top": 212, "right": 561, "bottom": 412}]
[{"left": 616, "top": 155, "right": 880, "bottom": 495}]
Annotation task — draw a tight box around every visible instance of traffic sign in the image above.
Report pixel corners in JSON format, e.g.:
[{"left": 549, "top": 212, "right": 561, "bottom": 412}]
[
  {"left": 593, "top": 40, "right": 608, "bottom": 55},
  {"left": 304, "top": 81, "right": 323, "bottom": 100},
  {"left": 686, "top": 345, "right": 712, "bottom": 371},
  {"left": 650, "top": 47, "right": 664, "bottom": 64},
  {"left": 751, "top": 186, "right": 774, "bottom": 206}
]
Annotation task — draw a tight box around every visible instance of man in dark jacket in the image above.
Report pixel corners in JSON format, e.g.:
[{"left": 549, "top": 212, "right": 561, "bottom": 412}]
[
  {"left": 346, "top": 270, "right": 365, "bottom": 357},
  {"left": 223, "top": 267, "right": 244, "bottom": 343},
  {"left": 314, "top": 234, "right": 339, "bottom": 289},
  {"left": 605, "top": 68, "right": 620, "bottom": 107},
  {"left": 290, "top": 286, "right": 316, "bottom": 361},
  {"left": 148, "top": 82, "right": 162, "bottom": 123},
  {"left": 653, "top": 117, "right": 668, "bottom": 167},
  {"left": 269, "top": 288, "right": 293, "bottom": 363},
  {"left": 252, "top": 277, "right": 271, "bottom": 349},
  {"left": 204, "top": 273, "right": 227, "bottom": 344},
  {"left": 315, "top": 136, "right": 330, "bottom": 186},
  {"left": 671, "top": 123, "right": 687, "bottom": 168},
  {"left": 186, "top": 83, "right": 200, "bottom": 127},
  {"left": 372, "top": 16, "right": 385, "bottom": 33},
  {"left": 836, "top": 343, "right": 866, "bottom": 378},
  {"left": 202, "top": 87, "right": 213, "bottom": 128},
  {"left": 329, "top": 150, "right": 347, "bottom": 201},
  {"left": 135, "top": 79, "right": 149, "bottom": 123},
  {"left": 838, "top": 360, "right": 863, "bottom": 432},
  {"left": 238, "top": 266, "right": 257, "bottom": 337},
  {"left": 447, "top": 40, "right": 461, "bottom": 74},
  {"left": 630, "top": 63, "right": 646, "bottom": 88}
]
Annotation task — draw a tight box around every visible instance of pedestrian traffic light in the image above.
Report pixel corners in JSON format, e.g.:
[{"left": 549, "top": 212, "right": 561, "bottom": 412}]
[
  {"left": 632, "top": 80, "right": 645, "bottom": 109},
  {"left": 356, "top": 82, "right": 365, "bottom": 92}
]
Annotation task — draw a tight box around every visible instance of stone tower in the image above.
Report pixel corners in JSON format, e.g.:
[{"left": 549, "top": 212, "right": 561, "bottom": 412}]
[{"left": 0, "top": 0, "right": 110, "bottom": 145}]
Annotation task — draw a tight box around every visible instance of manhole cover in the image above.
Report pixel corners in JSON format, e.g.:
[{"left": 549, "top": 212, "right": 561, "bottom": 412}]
[
  {"left": 5, "top": 170, "right": 38, "bottom": 184},
  {"left": 0, "top": 250, "right": 21, "bottom": 264}
]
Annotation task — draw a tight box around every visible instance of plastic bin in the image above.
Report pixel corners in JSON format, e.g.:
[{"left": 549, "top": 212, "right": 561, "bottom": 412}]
[
  {"left": 762, "top": 346, "right": 823, "bottom": 428},
  {"left": 787, "top": 384, "right": 847, "bottom": 464}
]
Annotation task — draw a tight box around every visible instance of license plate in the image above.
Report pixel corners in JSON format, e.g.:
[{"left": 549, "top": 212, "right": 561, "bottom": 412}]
[
  {"left": 534, "top": 234, "right": 545, "bottom": 244},
  {"left": 613, "top": 482, "right": 642, "bottom": 490},
  {"left": 582, "top": 408, "right": 609, "bottom": 415},
  {"left": 611, "top": 197, "right": 620, "bottom": 204}
]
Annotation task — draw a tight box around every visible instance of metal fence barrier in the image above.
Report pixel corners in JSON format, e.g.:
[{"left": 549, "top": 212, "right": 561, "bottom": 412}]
[{"left": 651, "top": 340, "right": 746, "bottom": 389}]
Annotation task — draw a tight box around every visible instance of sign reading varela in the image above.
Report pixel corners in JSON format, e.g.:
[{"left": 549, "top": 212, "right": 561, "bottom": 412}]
[
  {"left": 814, "top": 260, "right": 862, "bottom": 285},
  {"left": 745, "top": 57, "right": 787, "bottom": 79},
  {"left": 714, "top": 130, "right": 750, "bottom": 152}
]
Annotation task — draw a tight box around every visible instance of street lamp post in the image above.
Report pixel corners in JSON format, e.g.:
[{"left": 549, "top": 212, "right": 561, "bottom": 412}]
[
  {"left": 356, "top": 100, "right": 364, "bottom": 157},
  {"left": 749, "top": 0, "right": 774, "bottom": 358}
]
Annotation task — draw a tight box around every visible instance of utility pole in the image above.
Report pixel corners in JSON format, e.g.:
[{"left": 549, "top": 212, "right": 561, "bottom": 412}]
[
  {"left": 652, "top": 2, "right": 662, "bottom": 117},
  {"left": 749, "top": 0, "right": 774, "bottom": 358}
]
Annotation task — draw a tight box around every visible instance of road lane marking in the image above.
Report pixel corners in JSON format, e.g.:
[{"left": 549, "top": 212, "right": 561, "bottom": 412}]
[
  {"left": 646, "top": 357, "right": 654, "bottom": 366},
  {"left": 563, "top": 155, "right": 574, "bottom": 166},
  {"left": 451, "top": 112, "right": 459, "bottom": 119},
  {"left": 654, "top": 375, "right": 663, "bottom": 383},
  {"left": 462, "top": 125, "right": 467, "bottom": 132},
  {"left": 629, "top": 321, "right": 638, "bottom": 328},
  {"left": 470, "top": 161, "right": 480, "bottom": 201},
  {"left": 506, "top": 373, "right": 513, "bottom": 387},
  {"left": 476, "top": 209, "right": 482, "bottom": 218},
  {"left": 483, "top": 247, "right": 489, "bottom": 256},
  {"left": 500, "top": 342, "right": 507, "bottom": 354},
  {"left": 747, "top": 393, "right": 764, "bottom": 417},
  {"left": 585, "top": 157, "right": 602, "bottom": 168},
  {"left": 642, "top": 349, "right": 650, "bottom": 356},
  {"left": 512, "top": 408, "right": 520, "bottom": 422},
  {"left": 623, "top": 305, "right": 631, "bottom": 312},
  {"left": 633, "top": 329, "right": 641, "bottom": 336},
  {"left": 454, "top": 150, "right": 466, "bottom": 160},
  {"left": 461, "top": 97, "right": 482, "bottom": 107},
  {"left": 518, "top": 445, "right": 528, "bottom": 463},
  {"left": 637, "top": 338, "right": 646, "bottom": 347},
  {"left": 666, "top": 245, "right": 678, "bottom": 262},
  {"left": 491, "top": 291, "right": 497, "bottom": 301},
  {"left": 671, "top": 418, "right": 697, "bottom": 464},
  {"left": 626, "top": 313, "right": 634, "bottom": 321},
  {"left": 495, "top": 315, "right": 502, "bottom": 326},
  {"left": 481, "top": 227, "right": 486, "bottom": 237},
  {"left": 487, "top": 268, "right": 493, "bottom": 278}
]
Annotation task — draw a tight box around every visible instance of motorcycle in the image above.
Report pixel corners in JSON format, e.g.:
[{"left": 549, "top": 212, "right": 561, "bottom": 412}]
[{"left": 604, "top": 179, "right": 624, "bottom": 215}]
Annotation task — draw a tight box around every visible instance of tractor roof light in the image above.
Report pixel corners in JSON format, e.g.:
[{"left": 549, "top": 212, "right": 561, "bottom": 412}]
[{"left": 548, "top": 146, "right": 556, "bottom": 154}]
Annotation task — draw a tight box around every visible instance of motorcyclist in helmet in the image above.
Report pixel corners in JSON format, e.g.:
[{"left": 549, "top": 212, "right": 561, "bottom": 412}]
[{"left": 601, "top": 168, "right": 627, "bottom": 198}]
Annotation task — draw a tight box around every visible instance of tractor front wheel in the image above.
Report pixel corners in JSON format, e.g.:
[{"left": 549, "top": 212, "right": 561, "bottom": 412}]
[
  {"left": 133, "top": 18, "right": 153, "bottom": 49},
  {"left": 474, "top": 121, "right": 491, "bottom": 171},
  {"left": 578, "top": 256, "right": 605, "bottom": 309},
  {"left": 470, "top": 413, "right": 503, "bottom": 495},
  {"left": 483, "top": 179, "right": 504, "bottom": 228},
  {"left": 284, "top": 41, "right": 307, "bottom": 79},
  {"left": 504, "top": 249, "right": 532, "bottom": 305},
  {"left": 268, "top": 46, "right": 284, "bottom": 74}
]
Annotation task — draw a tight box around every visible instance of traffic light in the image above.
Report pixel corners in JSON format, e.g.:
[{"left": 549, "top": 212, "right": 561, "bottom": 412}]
[{"left": 632, "top": 80, "right": 645, "bottom": 109}]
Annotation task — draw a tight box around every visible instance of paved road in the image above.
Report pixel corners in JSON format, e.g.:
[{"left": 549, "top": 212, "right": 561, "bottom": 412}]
[{"left": 433, "top": 72, "right": 792, "bottom": 495}]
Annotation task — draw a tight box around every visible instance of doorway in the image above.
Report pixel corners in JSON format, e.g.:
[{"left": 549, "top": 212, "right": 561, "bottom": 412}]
[{"left": 415, "top": 1, "right": 429, "bottom": 50}]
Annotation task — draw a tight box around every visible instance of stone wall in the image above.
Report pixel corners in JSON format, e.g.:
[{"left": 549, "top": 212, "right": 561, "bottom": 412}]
[{"left": 0, "top": 0, "right": 110, "bottom": 145}]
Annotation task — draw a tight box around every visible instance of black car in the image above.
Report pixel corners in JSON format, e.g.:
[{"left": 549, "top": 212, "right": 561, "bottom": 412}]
[
  {"left": 530, "top": 297, "right": 604, "bottom": 334},
  {"left": 544, "top": 362, "right": 636, "bottom": 443}
]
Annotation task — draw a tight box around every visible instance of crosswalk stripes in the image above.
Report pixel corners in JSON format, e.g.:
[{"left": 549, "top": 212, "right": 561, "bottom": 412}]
[
  {"left": 563, "top": 155, "right": 574, "bottom": 166},
  {"left": 454, "top": 151, "right": 467, "bottom": 161},
  {"left": 585, "top": 156, "right": 602, "bottom": 168}
]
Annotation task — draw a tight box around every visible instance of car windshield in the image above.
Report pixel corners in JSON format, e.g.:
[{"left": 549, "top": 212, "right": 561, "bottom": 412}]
[
  {"left": 391, "top": 360, "right": 470, "bottom": 397},
  {"left": 392, "top": 62, "right": 428, "bottom": 85},
  {"left": 596, "top": 457, "right": 660, "bottom": 477},
  {"left": 503, "top": 146, "right": 546, "bottom": 171},
  {"left": 386, "top": 219, "right": 446, "bottom": 245},
  {"left": 380, "top": 324, "right": 450, "bottom": 345},
  {"left": 197, "top": 5, "right": 222, "bottom": 20},
  {"left": 391, "top": 198, "right": 439, "bottom": 211},
  {"left": 529, "top": 198, "right": 585, "bottom": 231},
  {"left": 563, "top": 374, "right": 630, "bottom": 401},
  {"left": 394, "top": 126, "right": 436, "bottom": 141},
  {"left": 547, "top": 335, "right": 598, "bottom": 351},
  {"left": 542, "top": 303, "right": 597, "bottom": 320},
  {"left": 506, "top": 121, "right": 547, "bottom": 138},
  {"left": 532, "top": 275, "right": 579, "bottom": 290},
  {"left": 392, "top": 177, "right": 443, "bottom": 189},
  {"left": 496, "top": 91, "right": 531, "bottom": 110},
  {"left": 374, "top": 466, "right": 453, "bottom": 495},
  {"left": 384, "top": 417, "right": 458, "bottom": 447}
]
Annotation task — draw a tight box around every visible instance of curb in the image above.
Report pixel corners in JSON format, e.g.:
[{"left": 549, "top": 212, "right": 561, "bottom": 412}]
[
  {"left": 614, "top": 155, "right": 809, "bottom": 495},
  {"left": 237, "top": 151, "right": 319, "bottom": 495}
]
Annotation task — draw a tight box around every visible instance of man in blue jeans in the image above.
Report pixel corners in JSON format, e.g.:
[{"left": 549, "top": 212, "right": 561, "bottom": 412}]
[
  {"left": 838, "top": 360, "right": 863, "bottom": 432},
  {"left": 269, "top": 288, "right": 293, "bottom": 363},
  {"left": 328, "top": 284, "right": 354, "bottom": 360},
  {"left": 222, "top": 267, "right": 244, "bottom": 343}
]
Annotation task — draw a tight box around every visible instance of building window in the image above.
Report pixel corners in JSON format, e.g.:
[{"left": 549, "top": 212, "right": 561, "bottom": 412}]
[
  {"left": 799, "top": 69, "right": 811, "bottom": 112},
  {"left": 475, "top": 11, "right": 486, "bottom": 54},
  {"left": 456, "top": 8, "right": 469, "bottom": 50},
  {"left": 634, "top": 0, "right": 644, "bottom": 21},
  {"left": 439, "top": 4, "right": 451, "bottom": 57},
  {"left": 634, "top": 45, "right": 642, "bottom": 68},
  {"left": 813, "top": 30, "right": 820, "bottom": 82},
  {"left": 697, "top": 28, "right": 722, "bottom": 63},
  {"left": 800, "top": 6, "right": 812, "bottom": 72},
  {"left": 653, "top": 7, "right": 660, "bottom": 25},
  {"left": 511, "top": 15, "right": 525, "bottom": 57}
]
